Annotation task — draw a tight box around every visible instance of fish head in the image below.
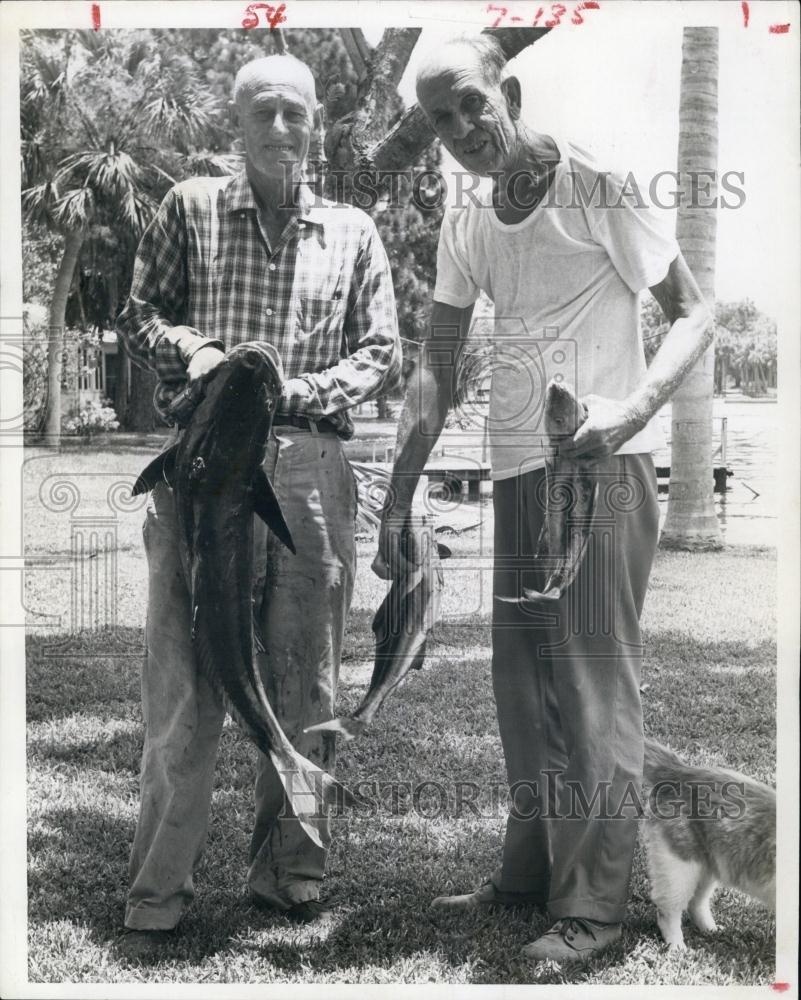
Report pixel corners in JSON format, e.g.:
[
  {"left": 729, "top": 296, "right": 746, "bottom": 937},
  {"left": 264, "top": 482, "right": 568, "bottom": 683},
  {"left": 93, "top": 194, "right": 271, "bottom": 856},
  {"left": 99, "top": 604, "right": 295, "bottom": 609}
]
[
  {"left": 179, "top": 342, "right": 285, "bottom": 494},
  {"left": 543, "top": 380, "right": 586, "bottom": 441},
  {"left": 205, "top": 342, "right": 285, "bottom": 447}
]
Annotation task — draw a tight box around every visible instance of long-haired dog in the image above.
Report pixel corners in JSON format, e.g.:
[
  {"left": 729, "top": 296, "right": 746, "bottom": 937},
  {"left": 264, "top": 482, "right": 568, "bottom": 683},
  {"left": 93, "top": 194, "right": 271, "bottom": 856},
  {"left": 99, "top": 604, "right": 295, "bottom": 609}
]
[{"left": 642, "top": 738, "right": 775, "bottom": 949}]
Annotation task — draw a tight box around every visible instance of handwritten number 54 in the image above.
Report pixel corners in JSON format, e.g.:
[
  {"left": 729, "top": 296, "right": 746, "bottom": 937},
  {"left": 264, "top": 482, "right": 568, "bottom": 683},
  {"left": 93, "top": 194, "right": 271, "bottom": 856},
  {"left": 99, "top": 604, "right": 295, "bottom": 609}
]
[{"left": 242, "top": 2, "right": 287, "bottom": 30}]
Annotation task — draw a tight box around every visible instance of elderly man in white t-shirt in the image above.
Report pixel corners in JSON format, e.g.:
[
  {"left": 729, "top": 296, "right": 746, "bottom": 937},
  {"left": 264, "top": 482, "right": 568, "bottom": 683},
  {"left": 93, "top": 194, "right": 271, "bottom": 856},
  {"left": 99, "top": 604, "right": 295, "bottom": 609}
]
[{"left": 373, "top": 35, "right": 713, "bottom": 963}]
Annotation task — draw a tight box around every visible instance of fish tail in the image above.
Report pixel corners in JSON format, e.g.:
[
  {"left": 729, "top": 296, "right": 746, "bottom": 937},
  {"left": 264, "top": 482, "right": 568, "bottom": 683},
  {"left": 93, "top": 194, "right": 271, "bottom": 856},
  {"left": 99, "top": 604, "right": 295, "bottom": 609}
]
[
  {"left": 268, "top": 748, "right": 364, "bottom": 849},
  {"left": 303, "top": 716, "right": 368, "bottom": 741}
]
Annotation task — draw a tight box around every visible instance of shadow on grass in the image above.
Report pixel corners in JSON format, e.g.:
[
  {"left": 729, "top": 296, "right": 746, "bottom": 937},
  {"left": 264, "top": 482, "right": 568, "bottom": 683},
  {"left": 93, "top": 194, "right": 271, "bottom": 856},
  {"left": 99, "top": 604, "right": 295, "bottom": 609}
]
[
  {"left": 28, "top": 806, "right": 136, "bottom": 936},
  {"left": 26, "top": 622, "right": 775, "bottom": 983},
  {"left": 29, "top": 724, "right": 143, "bottom": 772},
  {"left": 27, "top": 628, "right": 143, "bottom": 723}
]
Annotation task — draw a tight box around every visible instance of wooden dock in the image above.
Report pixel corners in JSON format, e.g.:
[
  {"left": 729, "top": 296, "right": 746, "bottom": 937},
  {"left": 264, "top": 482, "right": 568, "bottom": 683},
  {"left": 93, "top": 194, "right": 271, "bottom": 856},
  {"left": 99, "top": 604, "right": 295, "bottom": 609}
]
[
  {"left": 423, "top": 459, "right": 733, "bottom": 499},
  {"left": 424, "top": 456, "right": 492, "bottom": 500}
]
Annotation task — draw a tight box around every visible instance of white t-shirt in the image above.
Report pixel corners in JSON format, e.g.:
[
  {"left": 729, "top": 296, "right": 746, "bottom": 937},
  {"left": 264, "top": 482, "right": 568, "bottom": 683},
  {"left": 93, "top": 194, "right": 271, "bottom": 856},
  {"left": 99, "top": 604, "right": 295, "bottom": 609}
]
[{"left": 434, "top": 136, "right": 678, "bottom": 480}]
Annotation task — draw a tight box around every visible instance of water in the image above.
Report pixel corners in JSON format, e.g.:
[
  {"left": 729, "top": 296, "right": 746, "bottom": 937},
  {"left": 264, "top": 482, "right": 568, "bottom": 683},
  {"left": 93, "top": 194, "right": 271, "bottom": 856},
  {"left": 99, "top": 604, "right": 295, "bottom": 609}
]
[{"left": 654, "top": 399, "right": 778, "bottom": 547}]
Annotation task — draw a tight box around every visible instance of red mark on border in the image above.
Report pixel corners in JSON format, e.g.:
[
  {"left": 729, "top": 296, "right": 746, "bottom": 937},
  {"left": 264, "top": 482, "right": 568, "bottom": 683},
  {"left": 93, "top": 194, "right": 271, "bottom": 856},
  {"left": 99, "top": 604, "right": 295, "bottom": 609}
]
[
  {"left": 740, "top": 2, "right": 749, "bottom": 27},
  {"left": 241, "top": 2, "right": 287, "bottom": 30},
  {"left": 91, "top": 3, "right": 100, "bottom": 30},
  {"left": 487, "top": 1, "right": 599, "bottom": 28},
  {"left": 771, "top": 985, "right": 791, "bottom": 994},
  {"left": 768, "top": 23, "right": 790, "bottom": 33}
]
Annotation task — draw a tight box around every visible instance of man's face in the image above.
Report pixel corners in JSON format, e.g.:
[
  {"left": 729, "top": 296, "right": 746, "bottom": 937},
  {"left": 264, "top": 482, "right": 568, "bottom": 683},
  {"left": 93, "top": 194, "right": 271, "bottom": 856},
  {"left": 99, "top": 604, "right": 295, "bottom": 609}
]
[
  {"left": 233, "top": 82, "right": 315, "bottom": 184},
  {"left": 417, "top": 58, "right": 518, "bottom": 176}
]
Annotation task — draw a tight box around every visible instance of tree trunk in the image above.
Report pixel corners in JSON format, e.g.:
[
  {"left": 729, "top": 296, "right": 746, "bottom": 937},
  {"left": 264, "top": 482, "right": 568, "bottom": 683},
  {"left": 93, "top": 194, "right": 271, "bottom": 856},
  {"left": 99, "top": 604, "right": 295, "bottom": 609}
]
[
  {"left": 660, "top": 27, "right": 723, "bottom": 551},
  {"left": 329, "top": 26, "right": 551, "bottom": 176},
  {"left": 43, "top": 229, "right": 83, "bottom": 442}
]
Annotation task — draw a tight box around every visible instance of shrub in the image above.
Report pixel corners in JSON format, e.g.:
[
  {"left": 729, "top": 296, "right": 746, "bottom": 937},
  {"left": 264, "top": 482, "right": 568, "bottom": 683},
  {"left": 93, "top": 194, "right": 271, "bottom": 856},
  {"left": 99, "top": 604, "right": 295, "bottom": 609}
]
[{"left": 62, "top": 398, "right": 120, "bottom": 438}]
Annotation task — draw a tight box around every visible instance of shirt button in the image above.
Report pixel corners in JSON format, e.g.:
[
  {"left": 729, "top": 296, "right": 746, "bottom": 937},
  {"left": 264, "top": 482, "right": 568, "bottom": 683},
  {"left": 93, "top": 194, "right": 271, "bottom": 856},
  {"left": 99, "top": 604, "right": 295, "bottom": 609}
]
[
  {"left": 269, "top": 263, "right": 276, "bottom": 271},
  {"left": 265, "top": 308, "right": 273, "bottom": 316}
]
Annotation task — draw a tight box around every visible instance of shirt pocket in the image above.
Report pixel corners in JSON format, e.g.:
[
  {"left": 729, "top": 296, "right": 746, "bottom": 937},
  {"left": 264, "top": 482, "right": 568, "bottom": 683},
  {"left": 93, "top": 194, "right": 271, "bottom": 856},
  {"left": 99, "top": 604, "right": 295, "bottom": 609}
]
[{"left": 296, "top": 285, "right": 345, "bottom": 343}]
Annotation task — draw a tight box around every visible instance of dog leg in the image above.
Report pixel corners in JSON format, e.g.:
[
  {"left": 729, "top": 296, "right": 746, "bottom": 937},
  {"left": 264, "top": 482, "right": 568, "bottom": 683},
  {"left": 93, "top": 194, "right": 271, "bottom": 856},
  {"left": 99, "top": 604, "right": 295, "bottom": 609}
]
[
  {"left": 645, "top": 827, "right": 702, "bottom": 950},
  {"left": 656, "top": 908, "right": 687, "bottom": 950},
  {"left": 688, "top": 873, "right": 718, "bottom": 934}
]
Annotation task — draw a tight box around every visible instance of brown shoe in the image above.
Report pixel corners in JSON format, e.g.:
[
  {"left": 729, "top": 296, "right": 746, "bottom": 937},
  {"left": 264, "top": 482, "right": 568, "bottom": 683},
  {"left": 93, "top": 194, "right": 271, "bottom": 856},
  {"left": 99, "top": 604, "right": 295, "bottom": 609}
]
[
  {"left": 115, "top": 927, "right": 176, "bottom": 961},
  {"left": 520, "top": 917, "right": 622, "bottom": 963}
]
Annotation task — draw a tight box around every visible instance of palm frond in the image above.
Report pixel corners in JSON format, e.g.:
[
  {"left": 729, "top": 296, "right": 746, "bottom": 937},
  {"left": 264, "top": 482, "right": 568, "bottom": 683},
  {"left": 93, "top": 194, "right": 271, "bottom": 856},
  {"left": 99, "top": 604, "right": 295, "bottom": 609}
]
[
  {"left": 21, "top": 44, "right": 67, "bottom": 111},
  {"left": 69, "top": 100, "right": 104, "bottom": 151},
  {"left": 22, "top": 179, "right": 60, "bottom": 228},
  {"left": 182, "top": 151, "right": 244, "bottom": 177},
  {"left": 141, "top": 91, "right": 224, "bottom": 149},
  {"left": 116, "top": 189, "right": 157, "bottom": 237},
  {"left": 52, "top": 186, "right": 96, "bottom": 231}
]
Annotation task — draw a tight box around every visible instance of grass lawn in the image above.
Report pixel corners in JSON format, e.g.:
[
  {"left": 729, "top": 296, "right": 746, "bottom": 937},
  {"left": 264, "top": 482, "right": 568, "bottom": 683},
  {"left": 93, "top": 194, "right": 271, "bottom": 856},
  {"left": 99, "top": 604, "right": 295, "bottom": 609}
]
[{"left": 24, "top": 449, "right": 776, "bottom": 984}]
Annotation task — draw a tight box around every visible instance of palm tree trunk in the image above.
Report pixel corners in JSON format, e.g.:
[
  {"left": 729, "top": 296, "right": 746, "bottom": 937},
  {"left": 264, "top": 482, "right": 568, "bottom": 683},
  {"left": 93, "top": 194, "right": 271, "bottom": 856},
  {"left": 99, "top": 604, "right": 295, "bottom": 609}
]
[
  {"left": 43, "top": 230, "right": 83, "bottom": 441},
  {"left": 660, "top": 27, "right": 723, "bottom": 550}
]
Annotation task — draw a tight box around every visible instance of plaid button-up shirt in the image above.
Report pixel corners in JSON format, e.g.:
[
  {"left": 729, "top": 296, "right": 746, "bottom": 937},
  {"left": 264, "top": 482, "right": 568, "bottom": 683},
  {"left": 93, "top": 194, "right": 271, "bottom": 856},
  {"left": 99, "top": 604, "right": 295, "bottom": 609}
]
[{"left": 116, "top": 172, "right": 401, "bottom": 438}]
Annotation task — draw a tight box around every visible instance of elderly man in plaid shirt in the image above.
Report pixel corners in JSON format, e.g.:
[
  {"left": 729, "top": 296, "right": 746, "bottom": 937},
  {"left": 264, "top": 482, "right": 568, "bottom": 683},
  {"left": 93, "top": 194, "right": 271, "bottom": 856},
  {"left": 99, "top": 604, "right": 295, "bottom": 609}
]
[{"left": 116, "top": 54, "right": 400, "bottom": 956}]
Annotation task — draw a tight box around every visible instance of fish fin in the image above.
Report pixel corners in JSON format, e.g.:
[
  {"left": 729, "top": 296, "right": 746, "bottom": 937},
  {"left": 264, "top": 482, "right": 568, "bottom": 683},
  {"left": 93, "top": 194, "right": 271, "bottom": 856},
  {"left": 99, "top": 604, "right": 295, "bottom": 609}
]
[
  {"left": 303, "top": 717, "right": 368, "bottom": 741},
  {"left": 131, "top": 445, "right": 178, "bottom": 496},
  {"left": 252, "top": 468, "right": 295, "bottom": 554}
]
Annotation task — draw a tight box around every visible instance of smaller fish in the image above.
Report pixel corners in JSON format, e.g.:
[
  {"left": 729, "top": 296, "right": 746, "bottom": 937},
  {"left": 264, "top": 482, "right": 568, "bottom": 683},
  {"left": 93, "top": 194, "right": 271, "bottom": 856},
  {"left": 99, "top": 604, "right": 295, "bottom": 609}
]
[
  {"left": 499, "top": 379, "right": 598, "bottom": 605},
  {"left": 306, "top": 521, "right": 449, "bottom": 740}
]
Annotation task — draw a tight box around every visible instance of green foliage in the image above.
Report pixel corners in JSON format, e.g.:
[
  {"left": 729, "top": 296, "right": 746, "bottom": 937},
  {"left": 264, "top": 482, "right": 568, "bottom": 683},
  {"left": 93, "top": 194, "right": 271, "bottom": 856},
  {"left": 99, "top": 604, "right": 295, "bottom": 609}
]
[
  {"left": 21, "top": 29, "right": 235, "bottom": 336},
  {"left": 641, "top": 293, "right": 777, "bottom": 395}
]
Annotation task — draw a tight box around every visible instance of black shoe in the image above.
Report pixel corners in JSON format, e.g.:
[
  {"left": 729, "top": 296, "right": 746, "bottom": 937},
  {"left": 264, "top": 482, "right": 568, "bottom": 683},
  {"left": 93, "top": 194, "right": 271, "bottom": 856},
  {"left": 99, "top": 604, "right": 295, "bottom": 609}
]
[
  {"left": 115, "top": 927, "right": 176, "bottom": 961},
  {"left": 285, "top": 899, "right": 334, "bottom": 925}
]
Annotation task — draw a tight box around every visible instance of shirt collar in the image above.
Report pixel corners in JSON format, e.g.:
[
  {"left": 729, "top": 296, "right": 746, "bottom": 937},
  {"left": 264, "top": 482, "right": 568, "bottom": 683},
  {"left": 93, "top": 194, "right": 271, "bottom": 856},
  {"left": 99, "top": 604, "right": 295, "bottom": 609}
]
[{"left": 225, "top": 171, "right": 325, "bottom": 229}]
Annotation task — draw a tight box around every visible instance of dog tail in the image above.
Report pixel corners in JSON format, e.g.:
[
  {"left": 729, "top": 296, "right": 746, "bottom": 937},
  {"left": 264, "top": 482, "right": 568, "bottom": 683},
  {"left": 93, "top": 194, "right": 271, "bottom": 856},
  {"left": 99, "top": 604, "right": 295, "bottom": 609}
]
[{"left": 643, "top": 737, "right": 688, "bottom": 789}]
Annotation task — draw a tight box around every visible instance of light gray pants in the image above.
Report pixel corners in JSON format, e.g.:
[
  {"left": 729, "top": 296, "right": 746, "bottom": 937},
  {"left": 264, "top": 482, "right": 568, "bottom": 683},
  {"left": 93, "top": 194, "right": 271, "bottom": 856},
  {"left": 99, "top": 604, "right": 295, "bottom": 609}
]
[
  {"left": 125, "top": 427, "right": 357, "bottom": 930},
  {"left": 490, "top": 454, "right": 659, "bottom": 923}
]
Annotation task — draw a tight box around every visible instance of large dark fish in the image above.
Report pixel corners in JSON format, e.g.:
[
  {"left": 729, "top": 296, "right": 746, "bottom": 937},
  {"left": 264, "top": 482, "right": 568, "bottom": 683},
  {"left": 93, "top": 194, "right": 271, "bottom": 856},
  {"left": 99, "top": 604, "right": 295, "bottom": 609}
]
[
  {"left": 132, "top": 341, "right": 356, "bottom": 848},
  {"left": 306, "top": 521, "right": 449, "bottom": 741},
  {"left": 500, "top": 379, "right": 598, "bottom": 604}
]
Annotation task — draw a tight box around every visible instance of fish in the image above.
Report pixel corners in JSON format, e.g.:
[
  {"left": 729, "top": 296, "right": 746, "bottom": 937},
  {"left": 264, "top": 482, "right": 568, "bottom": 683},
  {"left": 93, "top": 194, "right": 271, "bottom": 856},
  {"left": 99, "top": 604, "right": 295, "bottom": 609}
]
[
  {"left": 499, "top": 379, "right": 598, "bottom": 604},
  {"left": 305, "top": 520, "right": 450, "bottom": 741},
  {"left": 132, "top": 341, "right": 358, "bottom": 848}
]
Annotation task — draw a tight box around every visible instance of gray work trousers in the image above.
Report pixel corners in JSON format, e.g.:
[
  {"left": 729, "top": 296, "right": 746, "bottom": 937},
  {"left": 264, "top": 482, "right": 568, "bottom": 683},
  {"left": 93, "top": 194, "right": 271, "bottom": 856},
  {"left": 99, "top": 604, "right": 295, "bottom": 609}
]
[
  {"left": 125, "top": 427, "right": 357, "bottom": 930},
  {"left": 490, "top": 454, "right": 659, "bottom": 923}
]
